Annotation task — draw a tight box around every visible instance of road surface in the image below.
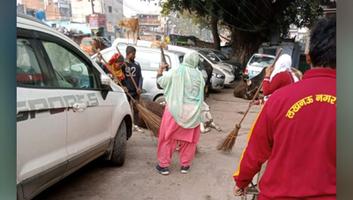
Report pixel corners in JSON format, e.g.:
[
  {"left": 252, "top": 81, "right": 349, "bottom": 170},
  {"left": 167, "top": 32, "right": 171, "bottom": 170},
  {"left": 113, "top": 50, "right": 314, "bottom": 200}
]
[{"left": 35, "top": 88, "right": 261, "bottom": 200}]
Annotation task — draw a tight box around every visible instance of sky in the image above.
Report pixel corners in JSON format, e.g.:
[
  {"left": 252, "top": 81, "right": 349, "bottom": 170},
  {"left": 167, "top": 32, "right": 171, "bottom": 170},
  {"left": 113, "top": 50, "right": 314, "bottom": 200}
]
[
  {"left": 17, "top": 0, "right": 162, "bottom": 18},
  {"left": 123, "top": 0, "right": 162, "bottom": 17}
]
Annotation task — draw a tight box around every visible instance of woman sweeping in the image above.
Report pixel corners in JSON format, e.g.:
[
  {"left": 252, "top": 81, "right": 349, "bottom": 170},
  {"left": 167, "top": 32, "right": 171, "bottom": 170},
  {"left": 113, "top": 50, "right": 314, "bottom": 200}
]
[
  {"left": 155, "top": 52, "right": 205, "bottom": 175},
  {"left": 262, "top": 54, "right": 299, "bottom": 98},
  {"left": 253, "top": 54, "right": 300, "bottom": 105}
]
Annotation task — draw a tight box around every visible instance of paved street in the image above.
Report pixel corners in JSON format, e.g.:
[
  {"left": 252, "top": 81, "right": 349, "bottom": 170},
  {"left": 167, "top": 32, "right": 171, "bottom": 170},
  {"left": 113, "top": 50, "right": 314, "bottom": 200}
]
[{"left": 35, "top": 88, "right": 261, "bottom": 200}]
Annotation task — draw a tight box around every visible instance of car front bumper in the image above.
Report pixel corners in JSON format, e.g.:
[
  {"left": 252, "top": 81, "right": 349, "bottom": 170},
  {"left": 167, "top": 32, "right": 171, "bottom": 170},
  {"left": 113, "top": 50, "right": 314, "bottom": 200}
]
[{"left": 211, "top": 77, "right": 225, "bottom": 90}]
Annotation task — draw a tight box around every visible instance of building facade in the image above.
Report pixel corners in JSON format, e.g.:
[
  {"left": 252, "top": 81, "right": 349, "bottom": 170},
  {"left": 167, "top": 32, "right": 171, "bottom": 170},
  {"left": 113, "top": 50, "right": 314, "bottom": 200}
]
[
  {"left": 71, "top": 0, "right": 124, "bottom": 40},
  {"left": 19, "top": 0, "right": 71, "bottom": 20},
  {"left": 122, "top": 0, "right": 163, "bottom": 40},
  {"left": 45, "top": 0, "right": 71, "bottom": 20}
]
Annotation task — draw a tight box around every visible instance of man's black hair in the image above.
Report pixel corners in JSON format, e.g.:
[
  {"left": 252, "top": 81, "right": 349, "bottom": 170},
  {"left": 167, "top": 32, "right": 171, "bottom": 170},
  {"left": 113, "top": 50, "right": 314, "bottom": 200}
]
[
  {"left": 309, "top": 16, "right": 336, "bottom": 69},
  {"left": 126, "top": 46, "right": 136, "bottom": 55}
]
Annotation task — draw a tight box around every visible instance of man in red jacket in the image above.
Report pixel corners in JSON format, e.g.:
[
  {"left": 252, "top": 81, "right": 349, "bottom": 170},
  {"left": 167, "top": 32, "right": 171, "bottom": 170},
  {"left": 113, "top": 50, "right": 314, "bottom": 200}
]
[{"left": 233, "top": 17, "right": 336, "bottom": 200}]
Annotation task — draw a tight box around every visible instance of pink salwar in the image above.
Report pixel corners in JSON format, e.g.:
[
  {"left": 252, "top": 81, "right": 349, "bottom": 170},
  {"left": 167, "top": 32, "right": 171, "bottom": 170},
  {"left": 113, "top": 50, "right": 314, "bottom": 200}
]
[{"left": 157, "top": 107, "right": 200, "bottom": 168}]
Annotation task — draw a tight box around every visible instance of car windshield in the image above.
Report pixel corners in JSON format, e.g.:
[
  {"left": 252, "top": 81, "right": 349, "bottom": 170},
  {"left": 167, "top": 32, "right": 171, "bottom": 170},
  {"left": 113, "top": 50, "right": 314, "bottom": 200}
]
[
  {"left": 207, "top": 53, "right": 220, "bottom": 63},
  {"left": 199, "top": 50, "right": 218, "bottom": 64},
  {"left": 249, "top": 55, "right": 274, "bottom": 67}
]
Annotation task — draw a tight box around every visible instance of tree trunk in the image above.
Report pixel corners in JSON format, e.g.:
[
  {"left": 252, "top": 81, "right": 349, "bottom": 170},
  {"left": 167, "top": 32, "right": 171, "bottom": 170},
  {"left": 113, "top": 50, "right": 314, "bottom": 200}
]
[
  {"left": 231, "top": 27, "right": 265, "bottom": 66},
  {"left": 211, "top": 16, "right": 221, "bottom": 50}
]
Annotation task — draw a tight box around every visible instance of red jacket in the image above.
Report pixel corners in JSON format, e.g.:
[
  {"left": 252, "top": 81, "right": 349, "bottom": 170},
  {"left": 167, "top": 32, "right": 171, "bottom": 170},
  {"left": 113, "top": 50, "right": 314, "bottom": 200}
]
[
  {"left": 234, "top": 68, "right": 336, "bottom": 199},
  {"left": 263, "top": 71, "right": 294, "bottom": 96}
]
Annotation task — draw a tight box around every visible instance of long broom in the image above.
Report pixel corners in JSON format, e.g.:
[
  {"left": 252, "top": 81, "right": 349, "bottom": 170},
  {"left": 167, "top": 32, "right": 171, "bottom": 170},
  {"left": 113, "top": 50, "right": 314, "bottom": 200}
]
[
  {"left": 122, "top": 62, "right": 162, "bottom": 137},
  {"left": 95, "top": 49, "right": 161, "bottom": 137},
  {"left": 115, "top": 43, "right": 168, "bottom": 134},
  {"left": 217, "top": 49, "right": 283, "bottom": 152},
  {"left": 217, "top": 82, "right": 263, "bottom": 152}
]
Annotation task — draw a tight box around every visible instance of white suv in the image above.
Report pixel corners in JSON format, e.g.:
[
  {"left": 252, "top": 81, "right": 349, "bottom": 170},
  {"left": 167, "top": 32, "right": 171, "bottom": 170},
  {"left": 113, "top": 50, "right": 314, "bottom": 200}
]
[
  {"left": 16, "top": 14, "right": 133, "bottom": 200},
  {"left": 244, "top": 53, "right": 275, "bottom": 79}
]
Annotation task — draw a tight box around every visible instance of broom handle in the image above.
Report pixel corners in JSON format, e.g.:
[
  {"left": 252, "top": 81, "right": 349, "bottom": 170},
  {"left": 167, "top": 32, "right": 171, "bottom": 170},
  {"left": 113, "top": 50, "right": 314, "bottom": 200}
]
[
  {"left": 96, "top": 50, "right": 110, "bottom": 69},
  {"left": 123, "top": 62, "right": 140, "bottom": 92},
  {"left": 237, "top": 82, "right": 264, "bottom": 126},
  {"left": 95, "top": 48, "right": 112, "bottom": 71},
  {"left": 235, "top": 48, "right": 283, "bottom": 128},
  {"left": 160, "top": 45, "right": 169, "bottom": 71}
]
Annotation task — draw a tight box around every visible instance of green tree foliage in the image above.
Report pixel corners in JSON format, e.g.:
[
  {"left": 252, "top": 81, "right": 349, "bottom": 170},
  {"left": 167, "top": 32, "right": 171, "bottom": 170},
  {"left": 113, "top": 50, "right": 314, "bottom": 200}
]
[{"left": 162, "top": 0, "right": 323, "bottom": 64}]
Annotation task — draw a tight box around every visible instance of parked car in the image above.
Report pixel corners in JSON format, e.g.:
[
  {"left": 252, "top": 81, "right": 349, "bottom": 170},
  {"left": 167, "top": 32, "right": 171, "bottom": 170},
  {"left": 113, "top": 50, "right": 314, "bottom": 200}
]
[
  {"left": 167, "top": 45, "right": 225, "bottom": 92},
  {"left": 210, "top": 67, "right": 225, "bottom": 90},
  {"left": 112, "top": 37, "right": 153, "bottom": 48},
  {"left": 167, "top": 49, "right": 215, "bottom": 96},
  {"left": 92, "top": 44, "right": 185, "bottom": 103},
  {"left": 201, "top": 48, "right": 243, "bottom": 80},
  {"left": 221, "top": 43, "right": 233, "bottom": 58},
  {"left": 80, "top": 36, "right": 110, "bottom": 56},
  {"left": 244, "top": 53, "right": 275, "bottom": 79},
  {"left": 197, "top": 49, "right": 235, "bottom": 87},
  {"left": 16, "top": 14, "right": 133, "bottom": 200}
]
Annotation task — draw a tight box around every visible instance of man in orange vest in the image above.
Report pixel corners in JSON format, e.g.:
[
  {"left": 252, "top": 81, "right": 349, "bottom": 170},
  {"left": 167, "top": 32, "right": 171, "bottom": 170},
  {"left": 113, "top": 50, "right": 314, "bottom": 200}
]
[{"left": 233, "top": 17, "right": 336, "bottom": 200}]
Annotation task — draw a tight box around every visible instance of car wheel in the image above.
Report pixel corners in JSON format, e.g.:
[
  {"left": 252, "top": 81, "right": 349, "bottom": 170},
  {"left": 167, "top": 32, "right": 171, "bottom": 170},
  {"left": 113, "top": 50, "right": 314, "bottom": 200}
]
[
  {"left": 154, "top": 95, "right": 166, "bottom": 105},
  {"left": 110, "top": 120, "right": 127, "bottom": 166}
]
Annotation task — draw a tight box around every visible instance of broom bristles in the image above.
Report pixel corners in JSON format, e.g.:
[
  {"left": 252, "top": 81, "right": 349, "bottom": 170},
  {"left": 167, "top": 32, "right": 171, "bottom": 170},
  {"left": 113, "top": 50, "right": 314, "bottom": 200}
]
[
  {"left": 218, "top": 49, "right": 283, "bottom": 152},
  {"left": 135, "top": 102, "right": 161, "bottom": 137},
  {"left": 217, "top": 125, "right": 240, "bottom": 152},
  {"left": 94, "top": 50, "right": 162, "bottom": 137}
]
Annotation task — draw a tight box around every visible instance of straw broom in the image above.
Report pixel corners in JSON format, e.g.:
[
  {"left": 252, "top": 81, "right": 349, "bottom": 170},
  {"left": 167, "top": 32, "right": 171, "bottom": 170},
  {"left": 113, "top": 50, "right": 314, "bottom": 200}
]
[
  {"left": 95, "top": 49, "right": 161, "bottom": 137},
  {"left": 217, "top": 49, "right": 283, "bottom": 152},
  {"left": 122, "top": 63, "right": 162, "bottom": 137},
  {"left": 217, "top": 82, "right": 263, "bottom": 152}
]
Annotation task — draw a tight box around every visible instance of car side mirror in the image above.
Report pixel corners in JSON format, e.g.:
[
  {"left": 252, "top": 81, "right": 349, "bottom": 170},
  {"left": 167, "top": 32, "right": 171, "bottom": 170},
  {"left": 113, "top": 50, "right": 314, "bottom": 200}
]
[
  {"left": 100, "top": 74, "right": 111, "bottom": 100},
  {"left": 100, "top": 74, "right": 111, "bottom": 87}
]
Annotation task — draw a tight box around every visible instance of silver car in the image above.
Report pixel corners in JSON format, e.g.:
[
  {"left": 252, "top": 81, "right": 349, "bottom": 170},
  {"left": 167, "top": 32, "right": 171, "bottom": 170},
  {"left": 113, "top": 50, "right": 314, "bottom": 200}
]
[
  {"left": 211, "top": 68, "right": 225, "bottom": 90},
  {"left": 167, "top": 45, "right": 225, "bottom": 92},
  {"left": 197, "top": 50, "right": 235, "bottom": 87}
]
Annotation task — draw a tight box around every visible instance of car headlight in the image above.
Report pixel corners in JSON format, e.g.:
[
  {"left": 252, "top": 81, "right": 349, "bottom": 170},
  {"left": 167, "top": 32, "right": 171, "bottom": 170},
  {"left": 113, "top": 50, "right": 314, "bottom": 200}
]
[{"left": 213, "top": 72, "right": 224, "bottom": 78}]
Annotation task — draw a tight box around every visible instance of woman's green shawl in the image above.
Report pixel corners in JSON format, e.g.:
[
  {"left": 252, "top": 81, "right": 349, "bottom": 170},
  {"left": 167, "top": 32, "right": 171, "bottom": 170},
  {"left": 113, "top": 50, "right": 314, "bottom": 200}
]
[{"left": 157, "top": 52, "right": 205, "bottom": 128}]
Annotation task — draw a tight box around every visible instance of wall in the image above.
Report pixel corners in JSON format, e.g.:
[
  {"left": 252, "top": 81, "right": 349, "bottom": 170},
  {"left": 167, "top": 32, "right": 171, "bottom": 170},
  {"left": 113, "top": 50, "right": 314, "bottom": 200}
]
[{"left": 22, "top": 0, "right": 44, "bottom": 10}]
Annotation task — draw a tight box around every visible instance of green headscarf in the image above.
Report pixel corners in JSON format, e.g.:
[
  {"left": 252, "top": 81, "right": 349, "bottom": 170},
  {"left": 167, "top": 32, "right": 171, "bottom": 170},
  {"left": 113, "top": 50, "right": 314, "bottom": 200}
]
[{"left": 157, "top": 51, "right": 205, "bottom": 128}]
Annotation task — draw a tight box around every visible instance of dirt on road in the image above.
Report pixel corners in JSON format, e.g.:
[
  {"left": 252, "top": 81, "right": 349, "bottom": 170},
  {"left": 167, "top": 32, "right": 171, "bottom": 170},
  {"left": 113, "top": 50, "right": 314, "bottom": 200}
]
[{"left": 35, "top": 88, "right": 261, "bottom": 200}]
